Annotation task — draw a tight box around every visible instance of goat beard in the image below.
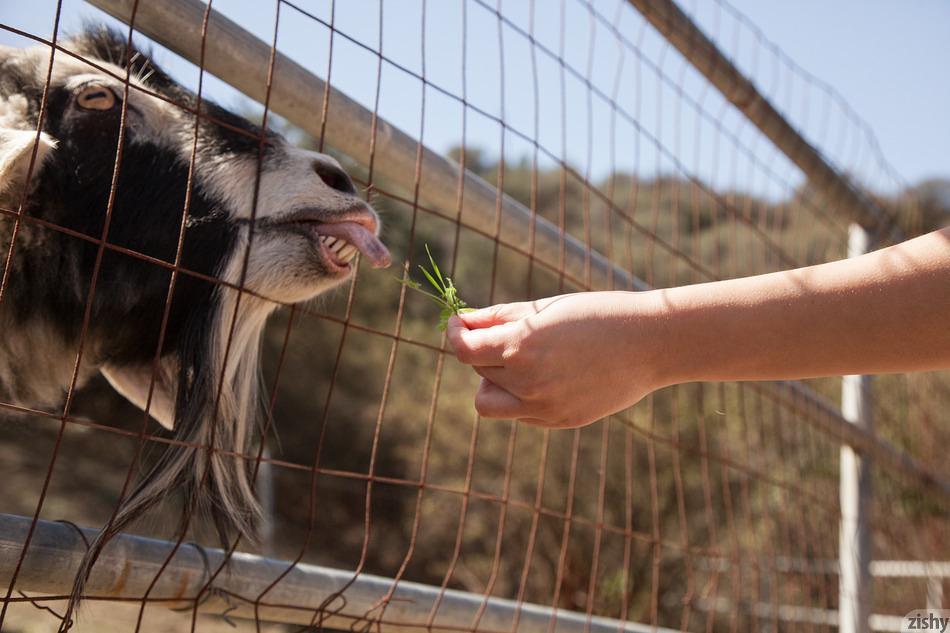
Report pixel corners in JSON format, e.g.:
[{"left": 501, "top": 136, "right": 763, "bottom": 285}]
[{"left": 65, "top": 284, "right": 274, "bottom": 617}]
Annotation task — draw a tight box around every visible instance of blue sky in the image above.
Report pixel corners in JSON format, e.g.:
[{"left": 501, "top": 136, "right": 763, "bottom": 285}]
[
  {"left": 718, "top": 0, "right": 950, "bottom": 189},
  {"left": 3, "top": 0, "right": 947, "bottom": 201}
]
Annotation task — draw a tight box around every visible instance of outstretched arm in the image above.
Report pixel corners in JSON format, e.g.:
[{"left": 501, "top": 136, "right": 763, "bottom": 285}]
[{"left": 446, "top": 227, "right": 950, "bottom": 428}]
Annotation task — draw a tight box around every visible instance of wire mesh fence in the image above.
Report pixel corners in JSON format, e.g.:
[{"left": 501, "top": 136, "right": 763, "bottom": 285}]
[{"left": 0, "top": 1, "right": 946, "bottom": 632}]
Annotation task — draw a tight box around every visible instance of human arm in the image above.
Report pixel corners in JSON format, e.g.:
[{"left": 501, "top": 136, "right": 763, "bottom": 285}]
[{"left": 445, "top": 227, "right": 950, "bottom": 428}]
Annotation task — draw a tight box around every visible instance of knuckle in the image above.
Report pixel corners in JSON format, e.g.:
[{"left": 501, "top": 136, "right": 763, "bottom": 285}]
[
  {"left": 496, "top": 303, "right": 519, "bottom": 321},
  {"left": 501, "top": 332, "right": 530, "bottom": 365},
  {"left": 500, "top": 344, "right": 519, "bottom": 365}
]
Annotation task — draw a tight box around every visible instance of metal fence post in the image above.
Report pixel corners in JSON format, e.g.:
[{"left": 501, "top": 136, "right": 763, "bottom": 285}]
[
  {"left": 927, "top": 574, "right": 944, "bottom": 611},
  {"left": 839, "top": 223, "right": 873, "bottom": 633}
]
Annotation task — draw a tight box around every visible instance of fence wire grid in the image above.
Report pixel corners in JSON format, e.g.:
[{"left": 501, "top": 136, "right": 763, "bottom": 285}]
[{"left": 0, "top": 1, "right": 947, "bottom": 632}]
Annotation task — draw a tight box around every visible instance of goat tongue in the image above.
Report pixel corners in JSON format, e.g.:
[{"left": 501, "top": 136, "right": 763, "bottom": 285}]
[{"left": 317, "top": 222, "right": 391, "bottom": 268}]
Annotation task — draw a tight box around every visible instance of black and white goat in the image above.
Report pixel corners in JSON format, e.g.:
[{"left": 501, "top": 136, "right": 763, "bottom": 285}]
[{"left": 0, "top": 26, "right": 390, "bottom": 596}]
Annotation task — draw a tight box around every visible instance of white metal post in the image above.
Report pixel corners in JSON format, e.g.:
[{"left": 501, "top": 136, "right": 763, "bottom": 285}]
[
  {"left": 927, "top": 575, "right": 944, "bottom": 611},
  {"left": 840, "top": 223, "right": 873, "bottom": 633}
]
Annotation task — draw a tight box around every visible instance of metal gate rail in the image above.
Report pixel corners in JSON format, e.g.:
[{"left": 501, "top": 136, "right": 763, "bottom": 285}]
[{"left": 0, "top": 513, "right": 677, "bottom": 632}]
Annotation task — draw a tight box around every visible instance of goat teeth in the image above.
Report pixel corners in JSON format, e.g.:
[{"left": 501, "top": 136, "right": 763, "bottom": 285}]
[
  {"left": 330, "top": 240, "right": 348, "bottom": 253},
  {"left": 322, "top": 236, "right": 337, "bottom": 247},
  {"left": 339, "top": 244, "right": 358, "bottom": 261}
]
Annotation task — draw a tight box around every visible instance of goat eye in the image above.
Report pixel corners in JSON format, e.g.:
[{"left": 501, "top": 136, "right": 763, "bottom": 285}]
[{"left": 77, "top": 85, "right": 116, "bottom": 111}]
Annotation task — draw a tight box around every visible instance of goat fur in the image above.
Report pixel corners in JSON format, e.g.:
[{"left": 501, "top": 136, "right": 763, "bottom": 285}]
[{"left": 0, "top": 25, "right": 389, "bottom": 613}]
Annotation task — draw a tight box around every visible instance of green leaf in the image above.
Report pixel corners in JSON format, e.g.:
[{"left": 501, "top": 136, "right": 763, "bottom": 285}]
[
  {"left": 418, "top": 265, "right": 443, "bottom": 294},
  {"left": 395, "top": 243, "right": 476, "bottom": 332},
  {"left": 425, "top": 244, "right": 446, "bottom": 288}
]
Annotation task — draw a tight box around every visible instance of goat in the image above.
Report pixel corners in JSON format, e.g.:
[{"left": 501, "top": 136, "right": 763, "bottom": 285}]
[{"left": 0, "top": 25, "right": 390, "bottom": 607}]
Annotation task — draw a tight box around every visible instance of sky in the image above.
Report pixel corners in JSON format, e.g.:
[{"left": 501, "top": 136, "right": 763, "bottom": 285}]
[
  {"left": 715, "top": 0, "right": 950, "bottom": 188},
  {"left": 2, "top": 0, "right": 947, "bottom": 201}
]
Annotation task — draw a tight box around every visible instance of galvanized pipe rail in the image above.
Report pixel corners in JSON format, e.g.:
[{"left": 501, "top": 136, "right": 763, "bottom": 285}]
[
  {"left": 0, "top": 513, "right": 677, "bottom": 633},
  {"left": 626, "top": 0, "right": 904, "bottom": 245},
  {"left": 84, "top": 0, "right": 949, "bottom": 498}
]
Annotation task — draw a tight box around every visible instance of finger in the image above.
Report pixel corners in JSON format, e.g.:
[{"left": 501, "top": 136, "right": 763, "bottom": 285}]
[
  {"left": 445, "top": 315, "right": 467, "bottom": 352},
  {"left": 472, "top": 365, "right": 515, "bottom": 386},
  {"left": 459, "top": 302, "right": 537, "bottom": 330},
  {"left": 473, "top": 366, "right": 545, "bottom": 406},
  {"left": 472, "top": 365, "right": 500, "bottom": 380},
  {"left": 474, "top": 378, "right": 527, "bottom": 419},
  {"left": 448, "top": 320, "right": 519, "bottom": 366},
  {"left": 516, "top": 417, "right": 549, "bottom": 427}
]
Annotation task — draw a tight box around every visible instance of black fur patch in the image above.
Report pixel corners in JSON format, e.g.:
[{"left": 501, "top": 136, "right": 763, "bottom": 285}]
[
  {"left": 69, "top": 24, "right": 280, "bottom": 157},
  {"left": 0, "top": 25, "right": 292, "bottom": 369},
  {"left": 12, "top": 64, "right": 237, "bottom": 369},
  {"left": 1, "top": 25, "right": 313, "bottom": 612}
]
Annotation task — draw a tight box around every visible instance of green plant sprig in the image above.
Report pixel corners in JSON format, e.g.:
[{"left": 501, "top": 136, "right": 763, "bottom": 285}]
[{"left": 398, "top": 244, "right": 475, "bottom": 331}]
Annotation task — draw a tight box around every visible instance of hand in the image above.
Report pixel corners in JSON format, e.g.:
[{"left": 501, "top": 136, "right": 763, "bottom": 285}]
[
  {"left": 445, "top": 229, "right": 950, "bottom": 428},
  {"left": 446, "top": 291, "right": 667, "bottom": 428}
]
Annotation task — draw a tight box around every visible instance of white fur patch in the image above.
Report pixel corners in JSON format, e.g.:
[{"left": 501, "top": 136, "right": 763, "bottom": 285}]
[
  {"left": 0, "top": 94, "right": 31, "bottom": 129},
  {"left": 196, "top": 146, "right": 358, "bottom": 223}
]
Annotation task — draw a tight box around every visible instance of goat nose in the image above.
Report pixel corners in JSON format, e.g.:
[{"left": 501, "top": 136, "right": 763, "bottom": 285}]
[{"left": 313, "top": 160, "right": 357, "bottom": 195}]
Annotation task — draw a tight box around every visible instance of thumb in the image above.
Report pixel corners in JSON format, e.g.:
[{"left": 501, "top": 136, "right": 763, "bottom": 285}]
[{"left": 459, "top": 301, "right": 537, "bottom": 330}]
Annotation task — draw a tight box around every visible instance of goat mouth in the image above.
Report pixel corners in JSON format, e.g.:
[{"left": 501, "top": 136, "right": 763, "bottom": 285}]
[{"left": 284, "top": 216, "right": 391, "bottom": 273}]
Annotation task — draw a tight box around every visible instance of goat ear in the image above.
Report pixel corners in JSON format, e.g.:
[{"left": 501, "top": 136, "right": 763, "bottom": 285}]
[
  {"left": 101, "top": 361, "right": 178, "bottom": 431},
  {"left": 0, "top": 129, "right": 56, "bottom": 198}
]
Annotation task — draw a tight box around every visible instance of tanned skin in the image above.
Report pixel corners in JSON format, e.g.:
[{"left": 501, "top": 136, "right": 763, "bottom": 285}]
[{"left": 447, "top": 227, "right": 950, "bottom": 428}]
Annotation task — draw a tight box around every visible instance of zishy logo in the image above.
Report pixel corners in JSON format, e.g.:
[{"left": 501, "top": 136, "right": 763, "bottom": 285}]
[{"left": 903, "top": 610, "right": 950, "bottom": 633}]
